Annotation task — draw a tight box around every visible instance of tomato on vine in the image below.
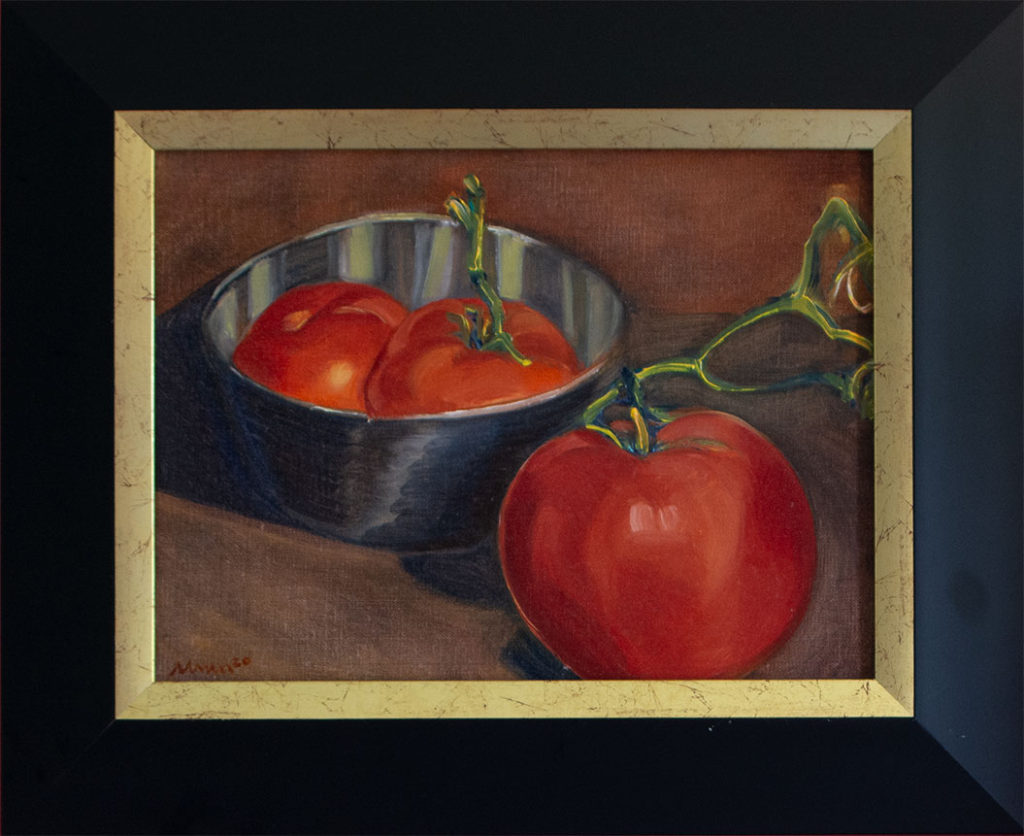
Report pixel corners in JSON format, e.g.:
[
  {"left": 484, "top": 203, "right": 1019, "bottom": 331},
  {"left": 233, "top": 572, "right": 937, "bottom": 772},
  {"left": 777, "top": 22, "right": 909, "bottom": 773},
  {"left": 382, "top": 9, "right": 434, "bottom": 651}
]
[
  {"left": 364, "top": 296, "right": 579, "bottom": 416},
  {"left": 497, "top": 197, "right": 875, "bottom": 679},
  {"left": 499, "top": 408, "right": 817, "bottom": 678},
  {"left": 366, "top": 174, "right": 580, "bottom": 416}
]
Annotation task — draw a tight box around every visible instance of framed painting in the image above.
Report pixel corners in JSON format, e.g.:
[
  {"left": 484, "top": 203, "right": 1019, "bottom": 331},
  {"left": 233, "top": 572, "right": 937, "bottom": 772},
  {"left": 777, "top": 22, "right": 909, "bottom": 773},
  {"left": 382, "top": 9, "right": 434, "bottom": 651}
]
[
  {"left": 3, "top": 2, "right": 1020, "bottom": 834},
  {"left": 114, "top": 108, "right": 913, "bottom": 719}
]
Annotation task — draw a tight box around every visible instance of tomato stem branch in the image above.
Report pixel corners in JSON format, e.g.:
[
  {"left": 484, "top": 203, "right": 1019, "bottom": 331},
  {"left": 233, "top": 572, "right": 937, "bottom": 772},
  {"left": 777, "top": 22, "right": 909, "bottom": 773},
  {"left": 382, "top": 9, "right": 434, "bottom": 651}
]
[
  {"left": 629, "top": 407, "right": 651, "bottom": 456},
  {"left": 445, "top": 174, "right": 532, "bottom": 366},
  {"left": 584, "top": 197, "right": 876, "bottom": 450}
]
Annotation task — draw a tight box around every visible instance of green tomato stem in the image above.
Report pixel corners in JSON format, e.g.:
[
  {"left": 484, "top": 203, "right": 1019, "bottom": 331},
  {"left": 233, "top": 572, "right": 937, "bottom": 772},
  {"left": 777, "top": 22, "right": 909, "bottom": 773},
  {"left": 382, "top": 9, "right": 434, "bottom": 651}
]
[
  {"left": 583, "top": 197, "right": 876, "bottom": 451},
  {"left": 445, "top": 174, "right": 532, "bottom": 367},
  {"left": 629, "top": 406, "right": 651, "bottom": 456}
]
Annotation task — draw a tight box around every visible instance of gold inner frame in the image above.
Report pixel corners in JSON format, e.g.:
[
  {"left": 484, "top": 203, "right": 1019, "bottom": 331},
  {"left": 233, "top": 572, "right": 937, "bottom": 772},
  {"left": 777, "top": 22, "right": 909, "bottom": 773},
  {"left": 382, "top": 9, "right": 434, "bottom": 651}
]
[{"left": 114, "top": 109, "right": 913, "bottom": 719}]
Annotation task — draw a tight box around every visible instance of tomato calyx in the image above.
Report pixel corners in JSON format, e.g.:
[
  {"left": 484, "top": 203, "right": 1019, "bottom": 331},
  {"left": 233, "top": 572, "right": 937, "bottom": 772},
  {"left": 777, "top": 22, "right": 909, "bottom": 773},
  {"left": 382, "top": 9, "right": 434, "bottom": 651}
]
[
  {"left": 444, "top": 174, "right": 532, "bottom": 367},
  {"left": 446, "top": 306, "right": 487, "bottom": 350},
  {"left": 445, "top": 304, "right": 527, "bottom": 361},
  {"left": 584, "top": 372, "right": 733, "bottom": 457},
  {"left": 585, "top": 367, "right": 669, "bottom": 457}
]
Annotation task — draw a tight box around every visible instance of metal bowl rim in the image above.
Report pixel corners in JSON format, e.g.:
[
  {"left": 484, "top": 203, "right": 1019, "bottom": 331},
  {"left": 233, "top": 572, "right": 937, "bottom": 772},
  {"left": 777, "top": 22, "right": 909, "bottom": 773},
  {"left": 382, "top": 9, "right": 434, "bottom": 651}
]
[{"left": 200, "top": 212, "right": 626, "bottom": 422}]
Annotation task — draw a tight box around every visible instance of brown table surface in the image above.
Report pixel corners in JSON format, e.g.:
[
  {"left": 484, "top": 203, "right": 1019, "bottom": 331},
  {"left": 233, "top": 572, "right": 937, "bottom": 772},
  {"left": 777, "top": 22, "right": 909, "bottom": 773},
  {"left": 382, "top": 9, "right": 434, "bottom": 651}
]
[{"left": 156, "top": 305, "right": 874, "bottom": 683}]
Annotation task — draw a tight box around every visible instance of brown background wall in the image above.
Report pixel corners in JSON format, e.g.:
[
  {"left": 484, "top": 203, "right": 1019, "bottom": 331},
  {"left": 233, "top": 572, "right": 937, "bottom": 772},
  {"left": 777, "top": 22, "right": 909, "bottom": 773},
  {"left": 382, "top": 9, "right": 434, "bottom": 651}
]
[{"left": 155, "top": 148, "right": 872, "bottom": 316}]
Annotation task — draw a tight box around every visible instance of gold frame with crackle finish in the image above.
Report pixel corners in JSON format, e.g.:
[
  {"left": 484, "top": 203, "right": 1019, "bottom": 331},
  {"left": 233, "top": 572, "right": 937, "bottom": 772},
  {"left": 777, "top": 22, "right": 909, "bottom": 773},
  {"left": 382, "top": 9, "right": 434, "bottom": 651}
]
[{"left": 114, "top": 109, "right": 913, "bottom": 720}]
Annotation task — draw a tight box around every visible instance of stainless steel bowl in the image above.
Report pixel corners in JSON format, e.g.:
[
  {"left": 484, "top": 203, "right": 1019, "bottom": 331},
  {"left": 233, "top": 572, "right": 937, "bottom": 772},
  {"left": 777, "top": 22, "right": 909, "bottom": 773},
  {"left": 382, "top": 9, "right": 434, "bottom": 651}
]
[{"left": 201, "top": 213, "right": 626, "bottom": 550}]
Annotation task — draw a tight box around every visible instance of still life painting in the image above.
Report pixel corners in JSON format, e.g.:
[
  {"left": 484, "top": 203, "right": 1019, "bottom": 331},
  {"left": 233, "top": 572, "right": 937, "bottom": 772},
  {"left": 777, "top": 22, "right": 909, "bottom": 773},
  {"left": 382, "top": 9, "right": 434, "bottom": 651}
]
[{"left": 114, "top": 109, "right": 913, "bottom": 718}]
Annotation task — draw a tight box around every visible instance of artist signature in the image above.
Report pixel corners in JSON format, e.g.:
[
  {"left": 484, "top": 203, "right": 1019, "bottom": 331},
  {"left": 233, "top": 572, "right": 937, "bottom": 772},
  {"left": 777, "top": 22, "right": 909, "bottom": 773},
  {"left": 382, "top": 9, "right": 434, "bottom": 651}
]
[{"left": 167, "top": 657, "right": 252, "bottom": 677}]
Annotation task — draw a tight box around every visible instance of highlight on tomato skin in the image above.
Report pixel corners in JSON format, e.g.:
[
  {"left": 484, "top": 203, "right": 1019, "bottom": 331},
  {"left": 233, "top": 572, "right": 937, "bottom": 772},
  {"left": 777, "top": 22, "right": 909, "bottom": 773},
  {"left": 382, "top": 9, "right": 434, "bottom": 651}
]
[
  {"left": 497, "top": 410, "right": 818, "bottom": 680},
  {"left": 363, "top": 297, "right": 582, "bottom": 418},
  {"left": 232, "top": 281, "right": 408, "bottom": 412}
]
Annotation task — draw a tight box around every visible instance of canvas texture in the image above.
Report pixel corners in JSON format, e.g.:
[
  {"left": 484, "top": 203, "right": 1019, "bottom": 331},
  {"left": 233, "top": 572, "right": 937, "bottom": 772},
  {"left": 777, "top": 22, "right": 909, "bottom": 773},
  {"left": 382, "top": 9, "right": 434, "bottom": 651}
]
[{"left": 154, "top": 149, "right": 874, "bottom": 681}]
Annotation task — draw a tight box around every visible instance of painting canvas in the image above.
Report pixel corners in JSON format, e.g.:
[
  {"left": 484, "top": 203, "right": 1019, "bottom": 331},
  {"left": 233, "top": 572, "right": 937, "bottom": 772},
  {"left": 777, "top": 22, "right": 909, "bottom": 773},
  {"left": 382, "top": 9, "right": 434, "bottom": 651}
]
[{"left": 114, "top": 109, "right": 913, "bottom": 718}]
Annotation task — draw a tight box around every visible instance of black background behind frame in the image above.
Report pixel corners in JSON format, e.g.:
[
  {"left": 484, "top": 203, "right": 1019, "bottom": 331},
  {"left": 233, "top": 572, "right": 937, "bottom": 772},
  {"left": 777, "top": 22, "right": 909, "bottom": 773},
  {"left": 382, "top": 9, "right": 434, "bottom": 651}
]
[{"left": 2, "top": 2, "right": 1021, "bottom": 833}]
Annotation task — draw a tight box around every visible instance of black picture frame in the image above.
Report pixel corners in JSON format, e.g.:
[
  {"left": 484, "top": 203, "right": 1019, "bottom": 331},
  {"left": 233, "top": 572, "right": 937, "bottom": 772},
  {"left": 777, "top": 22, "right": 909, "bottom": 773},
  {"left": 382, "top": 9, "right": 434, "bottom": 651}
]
[{"left": 2, "top": 2, "right": 1021, "bottom": 834}]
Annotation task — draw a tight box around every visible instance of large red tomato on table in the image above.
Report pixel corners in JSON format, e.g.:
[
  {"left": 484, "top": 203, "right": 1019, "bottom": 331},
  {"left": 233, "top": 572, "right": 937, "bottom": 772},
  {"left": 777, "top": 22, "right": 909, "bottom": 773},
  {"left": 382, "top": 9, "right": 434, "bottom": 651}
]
[
  {"left": 232, "top": 281, "right": 408, "bottom": 411},
  {"left": 364, "top": 297, "right": 580, "bottom": 417},
  {"left": 498, "top": 409, "right": 817, "bottom": 679}
]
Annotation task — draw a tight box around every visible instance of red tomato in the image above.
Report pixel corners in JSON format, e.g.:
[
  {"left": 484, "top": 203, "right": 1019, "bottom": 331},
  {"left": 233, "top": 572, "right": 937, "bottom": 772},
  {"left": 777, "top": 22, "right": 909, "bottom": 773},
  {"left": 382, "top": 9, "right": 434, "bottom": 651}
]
[
  {"left": 498, "top": 410, "right": 817, "bottom": 679},
  {"left": 232, "top": 281, "right": 408, "bottom": 411},
  {"left": 364, "top": 297, "right": 580, "bottom": 417}
]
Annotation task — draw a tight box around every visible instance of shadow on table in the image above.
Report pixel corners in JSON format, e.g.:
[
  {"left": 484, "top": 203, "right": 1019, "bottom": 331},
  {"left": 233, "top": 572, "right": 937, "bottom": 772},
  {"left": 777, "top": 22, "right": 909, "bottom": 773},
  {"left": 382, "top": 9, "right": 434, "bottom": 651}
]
[{"left": 399, "top": 538, "right": 578, "bottom": 680}]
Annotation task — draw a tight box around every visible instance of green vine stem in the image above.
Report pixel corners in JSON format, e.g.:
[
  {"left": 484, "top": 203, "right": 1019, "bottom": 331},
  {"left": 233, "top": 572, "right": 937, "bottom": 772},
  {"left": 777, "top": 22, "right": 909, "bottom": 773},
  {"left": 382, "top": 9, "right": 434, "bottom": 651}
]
[
  {"left": 583, "top": 197, "right": 876, "bottom": 451},
  {"left": 444, "top": 174, "right": 532, "bottom": 366}
]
